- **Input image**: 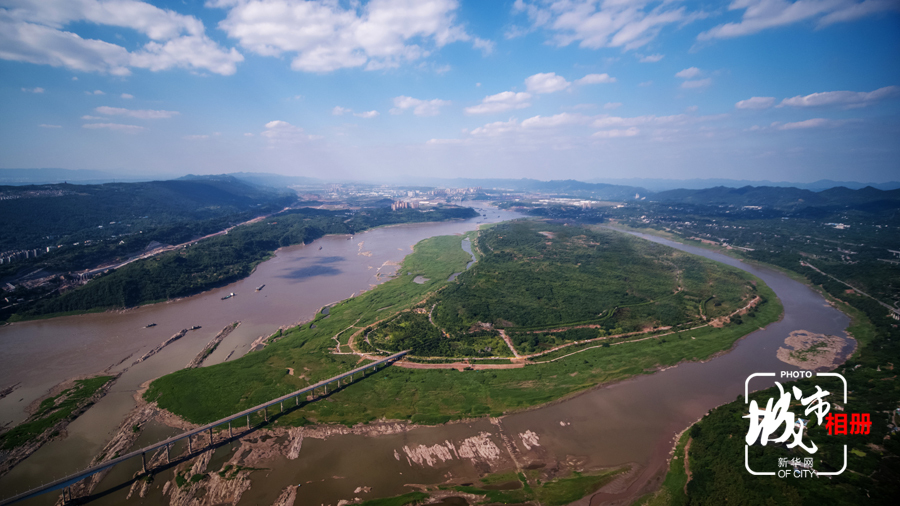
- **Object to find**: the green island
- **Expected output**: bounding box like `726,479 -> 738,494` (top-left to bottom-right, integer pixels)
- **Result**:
145,220 -> 780,429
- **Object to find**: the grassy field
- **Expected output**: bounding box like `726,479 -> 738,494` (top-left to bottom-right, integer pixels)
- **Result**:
145,223 -> 781,429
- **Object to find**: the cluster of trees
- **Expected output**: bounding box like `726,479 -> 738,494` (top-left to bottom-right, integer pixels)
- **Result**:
431,221 -> 753,337
10,206 -> 477,318
368,312 -> 507,357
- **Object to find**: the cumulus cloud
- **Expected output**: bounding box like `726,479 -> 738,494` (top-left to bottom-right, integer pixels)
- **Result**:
260,120 -> 317,142
511,0 -> 701,50
121,93 -> 134,99
675,67 -> 701,79
86,90 -> 105,95
736,96 -> 776,109
95,106 -> 179,119
464,91 -> 532,115
332,106 -> 379,118
469,118 -> 520,137
779,86 -> 900,108
525,72 -> 570,94
22,87 -> 44,93
604,102 -> 622,110
210,0 -> 489,72
575,73 -> 616,85
699,0 -> 900,40
82,122 -> 145,132
0,0 -> 242,75
521,113 -> 589,128
391,96 -> 451,116
681,78 -> 712,89
638,53 -> 664,62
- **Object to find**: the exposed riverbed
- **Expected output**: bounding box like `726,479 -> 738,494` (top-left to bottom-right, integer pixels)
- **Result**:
0,220 -> 854,506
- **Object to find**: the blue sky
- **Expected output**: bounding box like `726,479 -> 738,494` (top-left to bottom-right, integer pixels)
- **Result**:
1,0 -> 898,183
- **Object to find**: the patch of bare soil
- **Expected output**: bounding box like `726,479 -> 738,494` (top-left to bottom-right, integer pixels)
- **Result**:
776,330 -> 847,370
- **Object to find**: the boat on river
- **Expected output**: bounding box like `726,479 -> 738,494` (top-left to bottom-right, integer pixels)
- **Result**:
145,323 -> 156,328
256,285 -> 265,291
221,292 -> 235,300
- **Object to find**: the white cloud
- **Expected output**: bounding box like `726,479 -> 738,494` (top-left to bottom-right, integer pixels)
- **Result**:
685,105 -> 699,113
22,87 -> 44,93
675,67 -> 701,79
638,80 -> 653,87
71,76 -> 78,80
521,113 -> 589,128
681,78 -> 712,89
638,53 -> 664,63
575,73 -> 616,85
465,91 -> 532,115
525,72 -> 570,94
38,123 -> 61,128
592,127 -> 639,138
469,118 -> 520,137
736,96 -> 776,109
86,90 -> 105,95
699,0 -> 900,40
775,118 -> 836,130
779,86 -> 900,108
512,0 -> 701,50
95,106 -> 179,119
211,0 -> 487,73
121,93 -> 134,99
604,102 -> 622,110
82,122 -> 145,132
332,106 -> 351,116
183,134 -> 209,140
0,0 -> 242,75
261,119 -> 317,143
391,96 -> 451,116
244,132 -> 254,136
354,110 -> 379,118
81,115 -> 102,120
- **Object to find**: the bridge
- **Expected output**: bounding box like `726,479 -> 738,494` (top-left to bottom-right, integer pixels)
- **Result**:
0,350 -> 409,506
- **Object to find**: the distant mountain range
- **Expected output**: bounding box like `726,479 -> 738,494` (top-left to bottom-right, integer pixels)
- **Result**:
650,185 -> 900,211
586,177 -> 900,192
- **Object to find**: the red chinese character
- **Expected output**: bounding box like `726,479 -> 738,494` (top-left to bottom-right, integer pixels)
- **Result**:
825,413 -> 848,435
850,413 -> 872,435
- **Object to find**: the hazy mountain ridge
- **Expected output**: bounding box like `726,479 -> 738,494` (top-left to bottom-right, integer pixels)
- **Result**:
650,185 -> 900,210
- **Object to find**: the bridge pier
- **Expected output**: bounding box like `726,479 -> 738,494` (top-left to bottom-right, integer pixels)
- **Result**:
166,443 -> 170,463
247,414 -> 250,428
208,428 -> 212,447
264,407 -> 268,422
188,436 -> 192,454
295,396 -> 299,406
280,401 -> 283,413
229,421 -> 233,439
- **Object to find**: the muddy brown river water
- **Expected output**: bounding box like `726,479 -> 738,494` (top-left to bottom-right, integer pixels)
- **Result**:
0,218 -> 852,506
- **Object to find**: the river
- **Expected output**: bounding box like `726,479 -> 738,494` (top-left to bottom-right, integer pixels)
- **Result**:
0,219 -> 852,506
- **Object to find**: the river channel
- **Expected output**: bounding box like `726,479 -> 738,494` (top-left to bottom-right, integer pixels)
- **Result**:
0,217 -> 852,505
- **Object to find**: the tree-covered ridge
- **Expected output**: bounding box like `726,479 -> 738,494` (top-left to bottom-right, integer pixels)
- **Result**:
0,176 -> 295,252
364,221 -> 758,357
10,206 -> 477,319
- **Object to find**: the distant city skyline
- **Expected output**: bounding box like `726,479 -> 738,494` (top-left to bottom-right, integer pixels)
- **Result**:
1,1 -> 898,182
